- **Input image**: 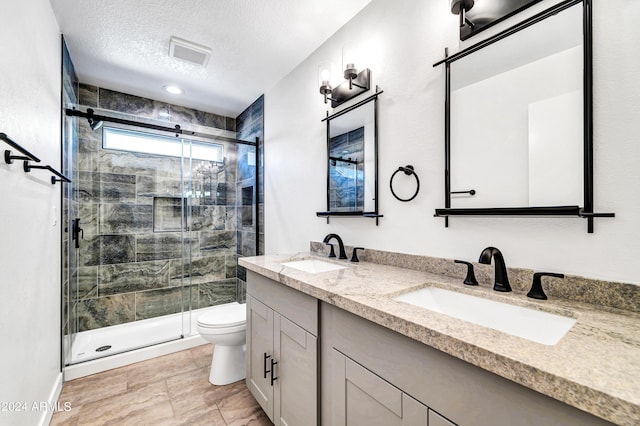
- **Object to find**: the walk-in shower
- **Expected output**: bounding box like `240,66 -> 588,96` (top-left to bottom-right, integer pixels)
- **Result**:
61,39 -> 263,376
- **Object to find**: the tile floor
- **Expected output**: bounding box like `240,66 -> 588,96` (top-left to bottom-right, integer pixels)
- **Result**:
50,344 -> 272,426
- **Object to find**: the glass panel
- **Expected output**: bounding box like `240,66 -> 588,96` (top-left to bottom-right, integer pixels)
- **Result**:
62,102 -> 255,366
61,38 -> 79,369
66,121 -> 188,364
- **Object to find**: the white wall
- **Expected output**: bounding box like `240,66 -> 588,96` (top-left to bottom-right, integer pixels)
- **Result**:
0,1 -> 63,425
264,0 -> 640,285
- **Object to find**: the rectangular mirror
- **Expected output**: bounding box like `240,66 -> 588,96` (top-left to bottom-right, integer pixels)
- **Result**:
450,3 -> 583,209
318,95 -> 381,223
434,0 -> 613,232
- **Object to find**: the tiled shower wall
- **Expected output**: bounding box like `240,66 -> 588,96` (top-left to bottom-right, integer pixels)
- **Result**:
72,85 -> 258,332
235,95 -> 265,302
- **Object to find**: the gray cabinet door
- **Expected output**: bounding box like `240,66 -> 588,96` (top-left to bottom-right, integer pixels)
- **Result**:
274,313 -> 318,426
247,296 -> 275,421
429,409 -> 457,426
331,349 -> 428,426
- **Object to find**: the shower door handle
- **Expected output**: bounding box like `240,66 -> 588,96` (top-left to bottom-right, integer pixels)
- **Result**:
72,218 -> 84,249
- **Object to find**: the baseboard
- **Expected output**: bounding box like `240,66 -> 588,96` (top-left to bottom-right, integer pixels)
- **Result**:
38,372 -> 63,426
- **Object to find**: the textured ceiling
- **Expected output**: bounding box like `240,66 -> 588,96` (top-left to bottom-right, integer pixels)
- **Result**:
50,0 -> 372,117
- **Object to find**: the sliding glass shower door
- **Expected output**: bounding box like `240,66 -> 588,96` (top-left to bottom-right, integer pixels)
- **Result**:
62,121 -> 194,364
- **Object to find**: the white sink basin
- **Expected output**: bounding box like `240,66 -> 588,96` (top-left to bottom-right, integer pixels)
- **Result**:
393,287 -> 576,345
282,259 -> 347,274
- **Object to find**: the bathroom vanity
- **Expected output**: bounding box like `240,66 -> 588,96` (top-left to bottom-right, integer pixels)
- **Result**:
241,252 -> 639,426
246,272 -> 318,426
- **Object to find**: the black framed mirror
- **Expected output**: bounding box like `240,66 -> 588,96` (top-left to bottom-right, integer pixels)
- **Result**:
433,0 -> 613,233
317,92 -> 383,225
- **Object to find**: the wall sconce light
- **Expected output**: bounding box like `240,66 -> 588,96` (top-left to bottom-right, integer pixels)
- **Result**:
342,44 -> 366,91
318,64 -> 334,104
450,0 -> 475,28
318,49 -> 371,108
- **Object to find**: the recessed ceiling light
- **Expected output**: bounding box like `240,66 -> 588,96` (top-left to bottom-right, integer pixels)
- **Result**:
163,85 -> 183,95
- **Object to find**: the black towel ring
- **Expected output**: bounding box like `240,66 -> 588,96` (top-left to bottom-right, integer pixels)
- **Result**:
390,165 -> 420,202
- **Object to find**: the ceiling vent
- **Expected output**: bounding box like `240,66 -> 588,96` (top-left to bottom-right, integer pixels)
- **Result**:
169,36 -> 211,67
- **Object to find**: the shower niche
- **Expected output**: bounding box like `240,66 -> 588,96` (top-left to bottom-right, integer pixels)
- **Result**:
153,197 -> 187,232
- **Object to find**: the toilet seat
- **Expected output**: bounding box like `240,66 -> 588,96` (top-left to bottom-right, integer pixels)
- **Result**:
197,302 -> 246,329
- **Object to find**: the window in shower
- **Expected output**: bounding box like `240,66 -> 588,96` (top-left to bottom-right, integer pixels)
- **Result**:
102,127 -> 223,161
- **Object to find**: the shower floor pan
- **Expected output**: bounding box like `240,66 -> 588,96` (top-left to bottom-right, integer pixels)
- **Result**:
64,304 -> 234,380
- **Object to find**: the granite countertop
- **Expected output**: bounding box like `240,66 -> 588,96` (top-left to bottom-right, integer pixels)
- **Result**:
239,253 -> 640,426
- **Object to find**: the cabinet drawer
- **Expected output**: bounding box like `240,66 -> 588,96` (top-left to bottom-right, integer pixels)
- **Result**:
247,270 -> 318,336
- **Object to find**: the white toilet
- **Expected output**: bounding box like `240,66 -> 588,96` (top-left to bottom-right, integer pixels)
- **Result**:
197,302 -> 247,385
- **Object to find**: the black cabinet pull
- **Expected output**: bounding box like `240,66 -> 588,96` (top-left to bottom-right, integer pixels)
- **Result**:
270,358 -> 278,386
263,353 -> 271,379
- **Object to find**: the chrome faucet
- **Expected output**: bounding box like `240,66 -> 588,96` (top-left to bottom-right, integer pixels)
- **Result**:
478,247 -> 512,292
322,233 -> 348,260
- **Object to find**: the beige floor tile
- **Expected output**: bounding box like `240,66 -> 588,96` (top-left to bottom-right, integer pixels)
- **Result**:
160,405 -> 227,426
50,406 -> 81,426
58,369 -> 127,406
56,346 -> 268,425
126,350 -> 200,391
188,343 -> 215,368
166,366 -> 246,416
244,411 -> 273,426
218,387 -> 268,426
77,381 -> 172,425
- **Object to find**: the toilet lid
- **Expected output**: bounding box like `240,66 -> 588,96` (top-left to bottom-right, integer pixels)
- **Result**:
197,303 -> 246,328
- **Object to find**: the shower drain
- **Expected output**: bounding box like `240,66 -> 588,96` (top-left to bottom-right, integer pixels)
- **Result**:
95,345 -> 112,352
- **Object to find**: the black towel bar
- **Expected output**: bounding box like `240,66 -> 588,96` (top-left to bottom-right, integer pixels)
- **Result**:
23,161 -> 71,185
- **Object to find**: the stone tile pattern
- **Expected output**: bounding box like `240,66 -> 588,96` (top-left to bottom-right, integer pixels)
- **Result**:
235,95 -> 265,303
51,344 -> 272,426
73,85 -> 246,331
310,241 -> 640,312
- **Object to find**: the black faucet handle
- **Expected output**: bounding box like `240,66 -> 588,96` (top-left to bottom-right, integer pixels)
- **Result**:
454,260 -> 479,286
326,243 -> 336,258
351,247 -> 364,262
527,272 -> 565,300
